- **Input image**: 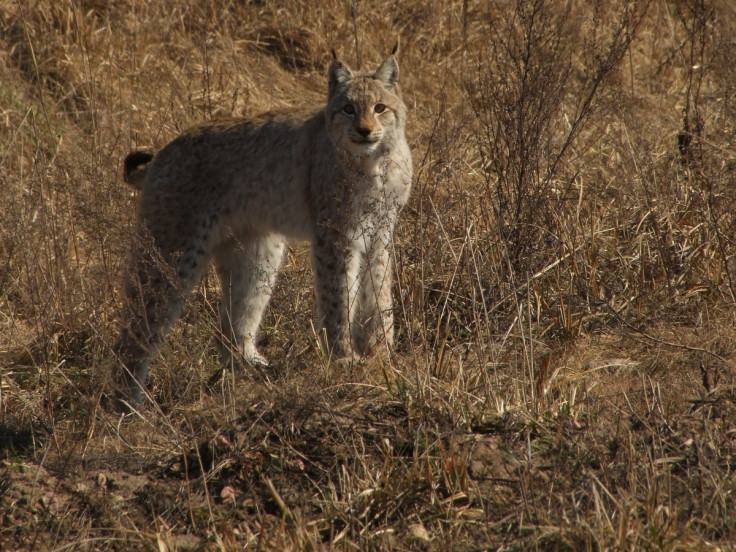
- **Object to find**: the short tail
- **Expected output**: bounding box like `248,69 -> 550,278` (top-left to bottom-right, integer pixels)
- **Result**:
123,151 -> 153,190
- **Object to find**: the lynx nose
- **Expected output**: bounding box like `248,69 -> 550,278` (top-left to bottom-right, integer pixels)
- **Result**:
357,126 -> 372,137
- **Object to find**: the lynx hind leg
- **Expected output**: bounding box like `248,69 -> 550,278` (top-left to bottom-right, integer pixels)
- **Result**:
113,240 -> 207,407
214,234 -> 285,370
113,213 -> 215,408
354,237 -> 394,355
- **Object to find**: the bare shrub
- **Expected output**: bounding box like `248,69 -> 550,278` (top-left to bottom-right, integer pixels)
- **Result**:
466,0 -> 642,274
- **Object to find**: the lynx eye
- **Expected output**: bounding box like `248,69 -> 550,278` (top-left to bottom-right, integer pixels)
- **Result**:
343,104 -> 355,115
374,103 -> 386,114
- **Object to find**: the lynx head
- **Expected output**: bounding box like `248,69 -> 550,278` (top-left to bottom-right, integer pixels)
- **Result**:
326,53 -> 408,156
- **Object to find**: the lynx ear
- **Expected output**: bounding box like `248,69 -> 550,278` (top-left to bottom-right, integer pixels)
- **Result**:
328,59 -> 352,97
373,56 -> 399,89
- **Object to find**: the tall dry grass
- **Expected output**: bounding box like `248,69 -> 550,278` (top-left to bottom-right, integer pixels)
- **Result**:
2,0 -> 736,549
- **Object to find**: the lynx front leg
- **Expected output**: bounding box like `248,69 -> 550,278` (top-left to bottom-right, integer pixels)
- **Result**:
353,228 -> 395,355
214,234 -> 285,369
312,233 -> 362,360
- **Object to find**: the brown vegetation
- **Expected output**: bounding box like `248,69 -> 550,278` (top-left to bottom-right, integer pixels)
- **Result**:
2,0 -> 736,549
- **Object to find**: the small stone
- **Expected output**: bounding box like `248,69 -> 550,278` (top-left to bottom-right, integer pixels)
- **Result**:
409,523 -> 431,542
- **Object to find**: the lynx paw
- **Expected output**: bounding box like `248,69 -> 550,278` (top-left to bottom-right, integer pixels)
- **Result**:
245,349 -> 270,368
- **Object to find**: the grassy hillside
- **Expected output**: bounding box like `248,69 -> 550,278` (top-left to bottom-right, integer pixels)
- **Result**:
2,0 -> 736,549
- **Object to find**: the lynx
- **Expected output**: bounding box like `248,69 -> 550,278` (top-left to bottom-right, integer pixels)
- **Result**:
113,52 -> 413,406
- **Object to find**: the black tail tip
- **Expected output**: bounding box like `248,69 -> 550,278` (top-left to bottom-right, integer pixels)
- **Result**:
124,151 -> 153,178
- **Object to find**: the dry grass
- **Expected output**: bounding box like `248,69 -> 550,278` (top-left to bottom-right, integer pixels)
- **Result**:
2,0 -> 736,550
